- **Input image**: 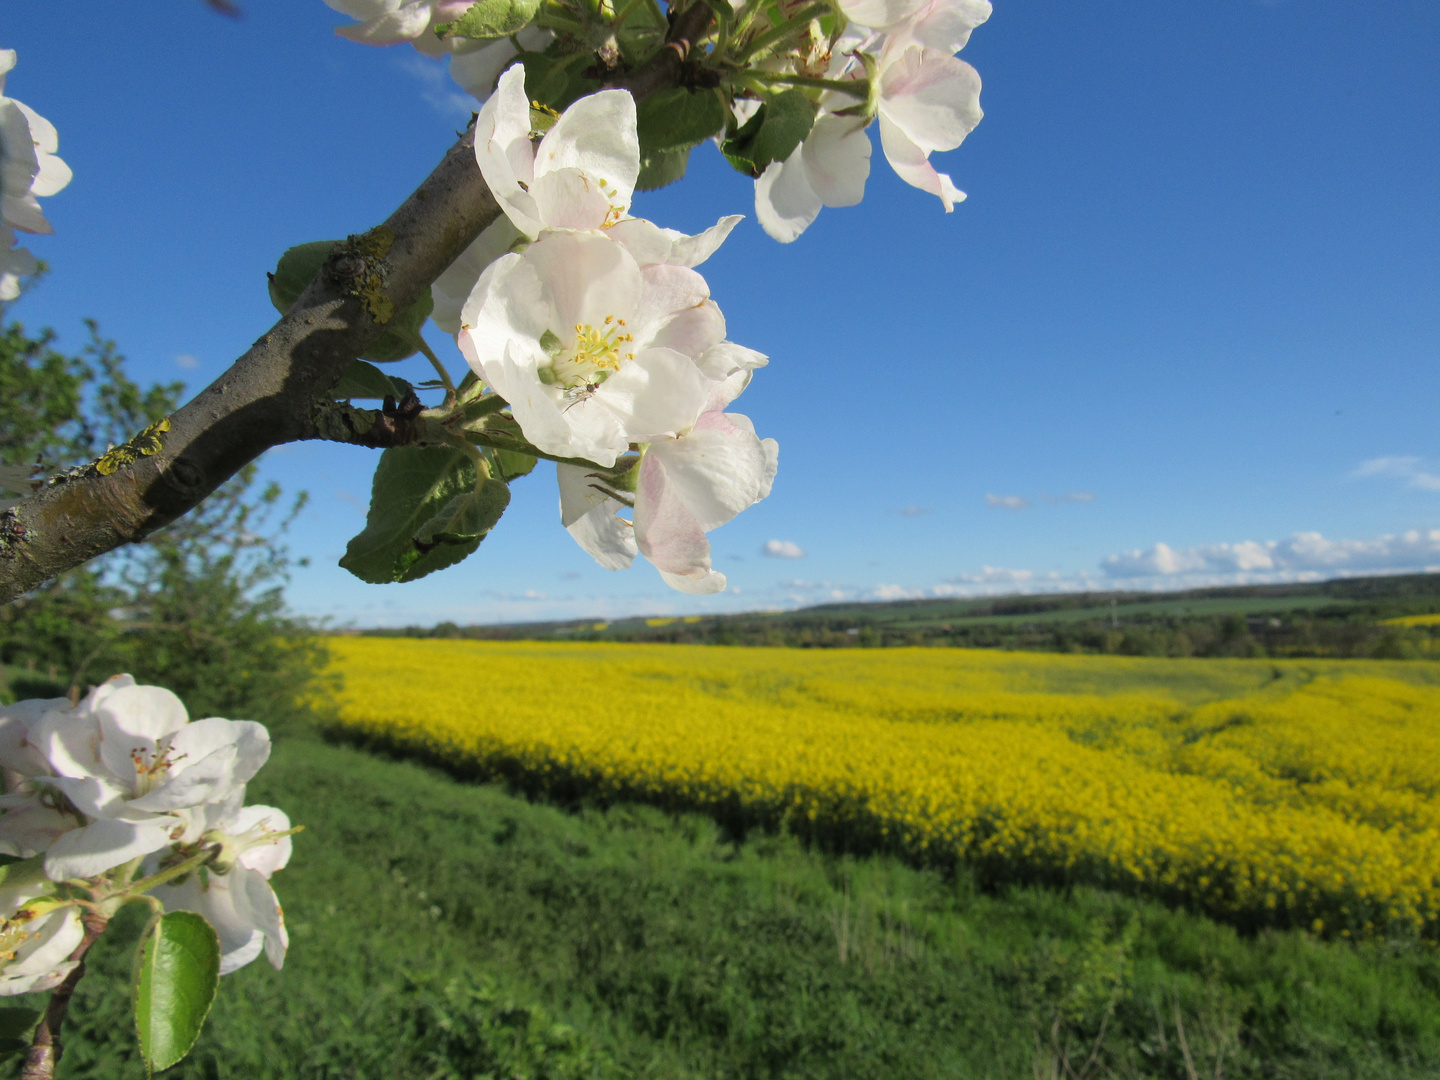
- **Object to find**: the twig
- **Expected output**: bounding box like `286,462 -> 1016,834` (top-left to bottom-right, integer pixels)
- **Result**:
21,911 -> 109,1080
0,5 -> 714,606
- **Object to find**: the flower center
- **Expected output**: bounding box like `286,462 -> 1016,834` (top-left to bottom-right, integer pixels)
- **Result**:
130,744 -> 184,796
542,316 -> 636,402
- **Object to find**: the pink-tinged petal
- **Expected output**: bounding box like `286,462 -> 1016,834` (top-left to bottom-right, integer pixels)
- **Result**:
755,149 -> 822,244
802,114 -> 872,208
536,89 -> 639,213
878,49 -> 982,155
610,215 -> 743,269
334,0 -> 435,44
648,411 -> 774,532
44,815 -> 177,881
324,0 -> 402,19
648,301 -> 726,361
658,567 -> 727,594
632,264 -> 711,345
878,114 -> 966,210
595,347 -> 712,440
634,454 -> 713,583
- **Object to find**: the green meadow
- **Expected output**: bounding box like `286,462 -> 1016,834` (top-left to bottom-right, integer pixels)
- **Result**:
25,729 -> 1440,1080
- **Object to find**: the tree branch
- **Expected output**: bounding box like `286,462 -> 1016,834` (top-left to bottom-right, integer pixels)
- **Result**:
0,5 -> 715,606
21,911 -> 109,1080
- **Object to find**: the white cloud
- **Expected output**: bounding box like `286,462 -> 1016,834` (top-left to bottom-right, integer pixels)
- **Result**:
1350,456 -> 1440,492
986,493 -> 1030,510
396,54 -> 474,119
763,539 -> 806,559
891,505 -> 932,517
175,353 -> 200,370
1102,529 -> 1440,581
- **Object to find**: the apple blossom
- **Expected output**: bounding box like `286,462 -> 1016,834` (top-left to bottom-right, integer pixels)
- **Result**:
0,676 -> 270,881
475,65 -> 640,239
0,876 -> 82,996
1,48 -> 72,299
150,797 -> 293,974
458,230 -> 732,467
323,0 -> 478,56
558,373 -> 778,593
755,112 -> 873,244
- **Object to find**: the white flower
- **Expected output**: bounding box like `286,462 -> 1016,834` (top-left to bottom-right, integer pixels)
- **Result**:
755,112 -> 872,244
324,0 -> 478,56
151,797 -> 292,974
872,44 -> 982,210
0,881 -> 82,996
449,27 -> 552,102
558,371 -> 778,594
0,49 -> 73,237
475,65 -> 639,239
430,215 -> 525,336
0,676 -> 270,881
458,230 -> 725,467
838,0 -> 990,44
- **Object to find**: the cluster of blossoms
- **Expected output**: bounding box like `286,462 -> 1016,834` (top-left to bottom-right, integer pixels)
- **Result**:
752,0 -> 989,241
0,48 -> 71,301
0,676 -> 292,992
441,68 -> 778,594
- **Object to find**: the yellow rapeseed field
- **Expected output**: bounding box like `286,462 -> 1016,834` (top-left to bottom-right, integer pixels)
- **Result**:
327,638 -> 1440,939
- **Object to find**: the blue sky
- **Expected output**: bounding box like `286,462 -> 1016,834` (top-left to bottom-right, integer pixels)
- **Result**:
4,0 -> 1440,625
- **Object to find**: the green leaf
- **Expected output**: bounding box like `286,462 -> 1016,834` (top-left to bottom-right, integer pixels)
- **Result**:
266,241 -> 433,363
720,91 -> 816,177
515,50 -> 600,112
0,1008 -> 39,1042
329,360 -> 413,401
435,0 -> 541,41
0,1036 -> 28,1063
133,912 -> 220,1075
637,147 -> 692,192
341,447 -> 511,584
636,88 -> 728,155
492,448 -> 538,482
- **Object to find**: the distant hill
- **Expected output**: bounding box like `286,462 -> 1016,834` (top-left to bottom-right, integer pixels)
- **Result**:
362,572 -> 1440,660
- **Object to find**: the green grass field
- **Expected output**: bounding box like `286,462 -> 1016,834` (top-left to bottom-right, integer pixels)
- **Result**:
25,731 -> 1440,1080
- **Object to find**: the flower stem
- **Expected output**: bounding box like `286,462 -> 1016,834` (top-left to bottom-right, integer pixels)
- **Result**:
744,69 -> 868,97
121,846 -> 220,898
415,338 -> 457,404
21,911 -> 108,1080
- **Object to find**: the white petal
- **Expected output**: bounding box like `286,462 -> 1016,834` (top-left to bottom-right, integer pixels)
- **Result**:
648,411 -> 774,532
904,0 -> 991,54
694,340 -> 768,383
535,89 -> 639,216
558,465 -> 638,570
34,775 -> 127,819
449,28 -> 551,101
0,697 -> 68,776
755,150 -> 822,244
0,803 -> 75,858
878,49 -> 983,156
6,908 -> 83,980
235,805 -> 293,877
878,114 -> 967,210
531,167 -> 622,231
634,454 -> 719,587
44,815 -> 177,881
475,65 -> 544,237
648,301 -> 727,361
837,0 -> 926,28
431,218 -> 525,335
608,215 -> 743,268
153,873 -> 264,975
802,115 -> 872,208
594,347 -> 712,440
165,718 -> 270,791
241,869 -> 288,969
657,567 -> 727,594
631,264 -> 712,347
334,0 -> 434,44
